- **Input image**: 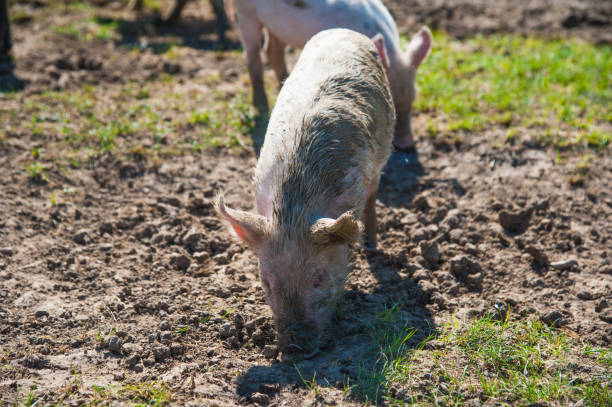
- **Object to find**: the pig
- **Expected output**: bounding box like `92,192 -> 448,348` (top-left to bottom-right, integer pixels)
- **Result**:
227,0 -> 431,150
216,28 -> 395,356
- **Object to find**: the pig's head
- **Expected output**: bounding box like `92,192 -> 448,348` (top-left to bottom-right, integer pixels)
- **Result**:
374,26 -> 432,151
216,196 -> 362,356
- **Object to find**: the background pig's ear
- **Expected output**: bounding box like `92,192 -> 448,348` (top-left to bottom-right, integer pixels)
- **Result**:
310,211 -> 363,245
405,26 -> 432,69
216,195 -> 269,247
371,33 -> 389,71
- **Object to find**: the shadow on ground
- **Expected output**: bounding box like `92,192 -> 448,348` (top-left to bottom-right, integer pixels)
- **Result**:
97,13 -> 241,52
0,55 -> 26,92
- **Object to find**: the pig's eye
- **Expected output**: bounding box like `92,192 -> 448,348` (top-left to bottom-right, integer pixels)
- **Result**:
313,273 -> 328,289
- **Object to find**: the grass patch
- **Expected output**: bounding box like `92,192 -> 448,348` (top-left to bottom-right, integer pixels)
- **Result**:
54,16 -> 119,42
414,33 -> 612,150
344,305 -> 611,406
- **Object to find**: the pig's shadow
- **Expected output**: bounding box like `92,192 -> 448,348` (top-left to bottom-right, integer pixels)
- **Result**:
378,149 -> 466,208
377,149 -> 424,208
235,261 -> 435,403
98,14 -> 241,52
0,56 -> 27,92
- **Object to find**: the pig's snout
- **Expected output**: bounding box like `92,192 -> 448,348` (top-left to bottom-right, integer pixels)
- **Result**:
277,322 -> 322,358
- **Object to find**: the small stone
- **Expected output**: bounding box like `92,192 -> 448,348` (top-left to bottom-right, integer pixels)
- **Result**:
595,299 -> 609,313
262,344 -> 279,360
152,344 -> 171,362
541,310 -> 565,327
576,291 -> 592,300
550,259 -> 578,270
449,229 -> 463,243
19,354 -> 48,369
419,240 -> 440,265
125,354 -> 140,366
411,228 -> 428,244
108,336 -> 122,353
73,229 -> 89,245
114,372 -> 125,381
34,310 -> 49,318
159,320 -> 171,331
135,224 -> 157,240
219,323 -> 235,339
210,286 -> 231,298
449,255 -> 483,291
170,254 -> 190,271
252,328 -> 268,346
213,253 -> 229,265
413,195 -> 430,211
100,222 -> 114,234
234,314 -> 245,330
411,269 -> 431,282
599,309 -> 612,324
170,343 -> 184,357
193,251 -> 210,263
251,393 -> 270,405
0,247 -> 13,256
498,207 -> 533,232
121,343 -> 140,356
525,245 -> 549,267
183,229 -> 204,248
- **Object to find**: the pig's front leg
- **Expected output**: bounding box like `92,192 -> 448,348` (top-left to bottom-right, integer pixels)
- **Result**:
265,30 -> 288,86
363,181 -> 379,249
234,2 -> 268,112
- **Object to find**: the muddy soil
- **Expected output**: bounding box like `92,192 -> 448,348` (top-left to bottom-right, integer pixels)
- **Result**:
1,1 -> 611,405
388,0 -> 612,44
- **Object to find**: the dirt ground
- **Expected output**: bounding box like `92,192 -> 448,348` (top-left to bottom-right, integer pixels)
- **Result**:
0,1 -> 611,406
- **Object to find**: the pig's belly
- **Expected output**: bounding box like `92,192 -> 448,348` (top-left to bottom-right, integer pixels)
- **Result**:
255,0 -> 384,48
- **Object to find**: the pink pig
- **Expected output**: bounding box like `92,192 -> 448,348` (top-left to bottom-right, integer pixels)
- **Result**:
226,0 -> 431,150
217,29 -> 395,356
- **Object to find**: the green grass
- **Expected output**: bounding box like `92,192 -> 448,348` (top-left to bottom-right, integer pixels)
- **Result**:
340,304 -> 611,406
54,16 -> 119,42
414,33 -> 612,150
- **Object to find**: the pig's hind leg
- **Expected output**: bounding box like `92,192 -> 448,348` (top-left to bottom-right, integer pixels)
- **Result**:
265,30 -> 288,86
234,2 -> 268,112
363,181 -> 379,249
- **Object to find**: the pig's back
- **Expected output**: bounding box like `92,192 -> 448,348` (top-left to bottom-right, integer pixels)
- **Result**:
254,29 -> 395,228
255,0 -> 399,59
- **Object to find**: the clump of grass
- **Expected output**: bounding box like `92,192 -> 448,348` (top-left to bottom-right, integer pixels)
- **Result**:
54,17 -> 119,42
117,382 -> 170,406
26,162 -> 49,183
414,33 -> 612,150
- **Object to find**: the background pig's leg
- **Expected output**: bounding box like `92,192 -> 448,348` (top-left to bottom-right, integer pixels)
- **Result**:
166,0 -> 189,24
210,0 -> 229,43
234,7 -> 267,112
265,31 -> 288,86
0,0 -> 11,58
363,181 -> 380,248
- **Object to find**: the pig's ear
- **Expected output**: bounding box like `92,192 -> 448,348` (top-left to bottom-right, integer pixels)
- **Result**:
310,211 -> 363,245
216,195 -> 269,247
371,33 -> 389,71
405,26 -> 432,69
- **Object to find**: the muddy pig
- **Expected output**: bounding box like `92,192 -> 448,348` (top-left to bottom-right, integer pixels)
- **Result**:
228,0 -> 431,150
216,28 -> 395,356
